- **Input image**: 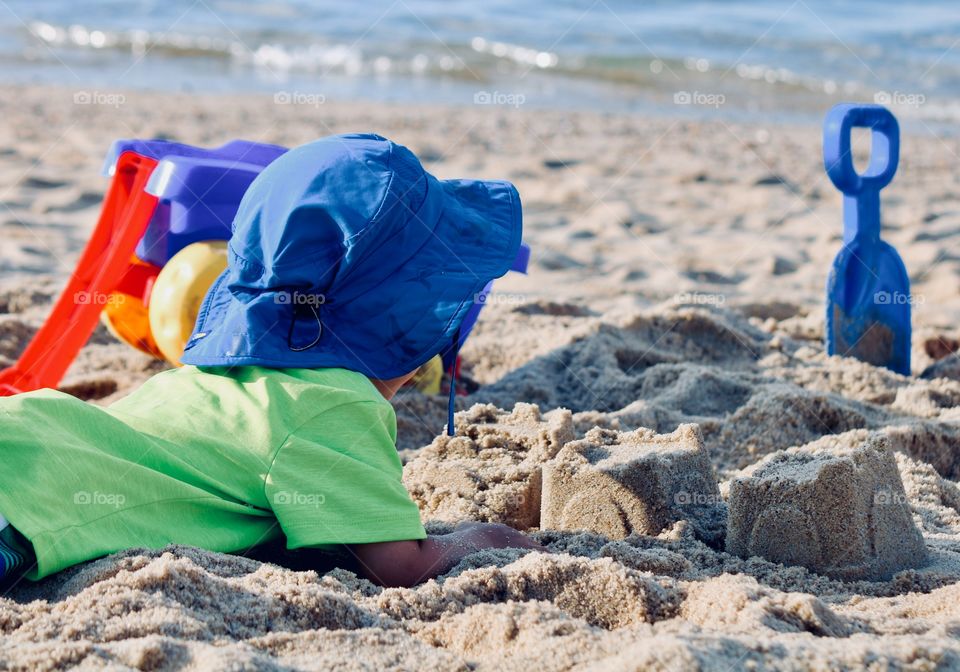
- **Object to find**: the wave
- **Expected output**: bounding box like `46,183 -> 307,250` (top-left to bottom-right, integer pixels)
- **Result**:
19,19 -> 960,126
23,20 -> 849,90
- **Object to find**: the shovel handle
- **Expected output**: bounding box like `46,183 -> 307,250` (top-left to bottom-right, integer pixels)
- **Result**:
823,103 -> 899,196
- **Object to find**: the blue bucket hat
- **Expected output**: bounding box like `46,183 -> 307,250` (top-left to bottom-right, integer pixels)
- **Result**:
180,133 -> 522,402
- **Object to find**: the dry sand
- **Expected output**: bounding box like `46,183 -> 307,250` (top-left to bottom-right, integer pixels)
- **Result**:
1,84 -> 960,669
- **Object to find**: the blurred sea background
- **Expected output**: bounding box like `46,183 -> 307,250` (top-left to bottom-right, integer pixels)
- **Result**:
0,0 -> 958,129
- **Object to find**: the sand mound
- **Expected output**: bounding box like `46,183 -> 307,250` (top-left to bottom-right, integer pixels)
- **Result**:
680,573 -> 854,637
475,308 -> 765,415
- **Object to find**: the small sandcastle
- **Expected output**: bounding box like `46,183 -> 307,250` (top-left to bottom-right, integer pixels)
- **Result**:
402,403 -> 575,529
726,435 -> 927,581
541,424 -> 725,546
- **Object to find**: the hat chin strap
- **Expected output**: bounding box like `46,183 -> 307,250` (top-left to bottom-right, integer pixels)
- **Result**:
446,328 -> 461,437
287,302 -> 324,352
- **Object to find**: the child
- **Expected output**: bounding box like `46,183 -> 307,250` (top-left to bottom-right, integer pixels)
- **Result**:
0,133 -> 539,588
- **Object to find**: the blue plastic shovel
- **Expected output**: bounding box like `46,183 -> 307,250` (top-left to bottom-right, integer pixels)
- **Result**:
823,103 -> 910,375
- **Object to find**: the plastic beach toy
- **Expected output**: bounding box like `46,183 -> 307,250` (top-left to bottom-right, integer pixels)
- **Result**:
0,140 -> 286,395
0,150 -> 160,396
823,103 -> 910,375
0,138 -> 530,395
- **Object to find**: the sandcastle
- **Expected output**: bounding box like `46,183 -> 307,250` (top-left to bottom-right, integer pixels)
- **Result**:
540,423 -> 725,545
403,403 -> 575,528
726,435 -> 928,581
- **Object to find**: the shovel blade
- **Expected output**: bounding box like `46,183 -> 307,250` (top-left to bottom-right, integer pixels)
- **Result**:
826,239 -> 911,374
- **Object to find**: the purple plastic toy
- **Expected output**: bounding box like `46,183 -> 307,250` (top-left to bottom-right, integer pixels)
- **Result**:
103,139 -> 288,266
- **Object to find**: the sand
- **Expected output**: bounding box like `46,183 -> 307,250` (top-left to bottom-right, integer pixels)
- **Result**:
2,84 -> 960,669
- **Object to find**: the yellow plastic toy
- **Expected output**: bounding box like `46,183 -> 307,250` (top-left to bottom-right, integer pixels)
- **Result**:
408,354 -> 443,395
148,240 -> 229,366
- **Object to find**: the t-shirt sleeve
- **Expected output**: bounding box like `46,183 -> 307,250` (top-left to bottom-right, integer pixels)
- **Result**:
265,399 -> 426,548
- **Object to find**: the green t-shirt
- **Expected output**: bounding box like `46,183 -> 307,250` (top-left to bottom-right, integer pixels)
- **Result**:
0,366 -> 426,579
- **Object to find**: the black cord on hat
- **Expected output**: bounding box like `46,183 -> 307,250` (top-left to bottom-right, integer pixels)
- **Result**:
287,295 -> 325,352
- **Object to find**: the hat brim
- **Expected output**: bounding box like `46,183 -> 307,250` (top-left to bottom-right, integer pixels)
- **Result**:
180,175 -> 522,379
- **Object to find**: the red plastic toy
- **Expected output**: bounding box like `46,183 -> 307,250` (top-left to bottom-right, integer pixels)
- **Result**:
0,152 -> 160,396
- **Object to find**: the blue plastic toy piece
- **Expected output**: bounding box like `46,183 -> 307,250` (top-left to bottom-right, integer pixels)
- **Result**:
102,139 -> 288,266
823,103 -> 910,375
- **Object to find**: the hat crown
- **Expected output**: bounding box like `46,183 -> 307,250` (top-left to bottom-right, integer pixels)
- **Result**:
227,133 -> 428,296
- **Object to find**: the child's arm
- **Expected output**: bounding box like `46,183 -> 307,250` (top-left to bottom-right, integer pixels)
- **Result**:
349,522 -> 543,588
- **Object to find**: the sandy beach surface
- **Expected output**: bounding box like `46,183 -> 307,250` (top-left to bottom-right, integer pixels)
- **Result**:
2,84 -> 960,670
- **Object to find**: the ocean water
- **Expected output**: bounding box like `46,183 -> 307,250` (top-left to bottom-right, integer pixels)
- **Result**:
0,0 -> 958,126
